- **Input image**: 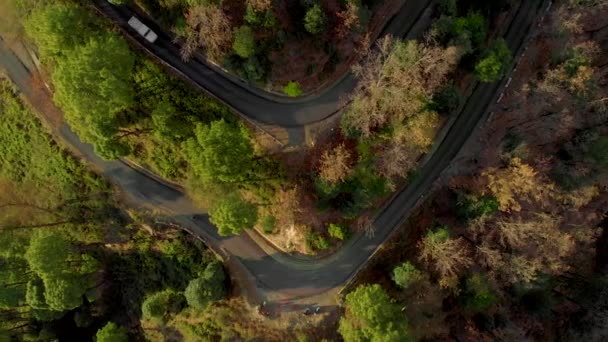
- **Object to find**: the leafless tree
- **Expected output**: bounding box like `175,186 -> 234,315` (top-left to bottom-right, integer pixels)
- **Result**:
342,36 -> 462,137
318,143 -> 353,184
181,4 -> 232,62
477,213 -> 600,284
418,232 -> 472,288
335,2 -> 361,39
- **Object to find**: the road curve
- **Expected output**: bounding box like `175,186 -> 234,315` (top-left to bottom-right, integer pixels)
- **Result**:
91,0 -> 433,127
0,0 -> 545,305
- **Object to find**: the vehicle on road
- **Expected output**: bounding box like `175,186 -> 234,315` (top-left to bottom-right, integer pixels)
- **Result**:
258,301 -> 270,317
127,16 -> 158,43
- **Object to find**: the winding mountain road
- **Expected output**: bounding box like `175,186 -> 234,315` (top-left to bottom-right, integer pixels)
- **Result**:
0,0 -> 547,308
91,0 -> 433,128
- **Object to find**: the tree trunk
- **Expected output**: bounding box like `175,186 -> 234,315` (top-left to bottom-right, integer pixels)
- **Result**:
117,128 -> 152,138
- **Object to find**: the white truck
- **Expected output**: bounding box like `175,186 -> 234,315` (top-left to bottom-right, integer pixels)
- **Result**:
127,16 -> 158,43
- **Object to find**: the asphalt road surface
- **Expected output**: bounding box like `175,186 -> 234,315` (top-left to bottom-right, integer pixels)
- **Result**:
91,0 -> 433,127
0,0 -> 545,306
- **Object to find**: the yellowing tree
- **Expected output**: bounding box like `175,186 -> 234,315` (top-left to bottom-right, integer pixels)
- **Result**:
246,0 -> 272,12
318,144 -> 353,184
342,37 -> 461,137
377,112 -> 439,182
483,158 -> 554,212
495,213 -> 598,283
418,227 -> 472,289
182,4 -> 232,61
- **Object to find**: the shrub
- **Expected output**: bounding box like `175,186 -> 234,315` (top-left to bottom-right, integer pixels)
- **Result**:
208,192 -> 258,236
283,81 -> 303,97
328,223 -> 348,240
392,262 -> 423,289
141,290 -> 184,321
232,26 -> 255,58
243,56 -> 265,82
184,262 -> 226,309
461,274 -> 497,312
304,4 -> 327,34
430,83 -> 462,114
339,284 -> 410,341
454,12 -> 486,49
96,322 -> 128,342
475,39 -> 511,82
315,235 -> 330,250
475,55 -> 503,82
261,215 -> 277,234
436,12 -> 486,53
306,232 -> 330,251
244,5 -> 277,29
456,194 -> 499,220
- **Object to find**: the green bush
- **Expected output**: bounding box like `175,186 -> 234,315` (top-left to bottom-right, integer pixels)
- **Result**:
96,322 -> 128,342
141,289 -> 185,321
392,262 -> 423,289
315,235 -> 330,250
461,274 -> 497,312
283,81 -> 303,97
306,232 -> 330,251
456,194 -> 499,220
327,223 -> 348,240
454,12 -> 486,49
184,262 -> 226,309
232,26 -> 256,58
436,12 -> 486,53
339,284 -> 410,341
430,83 -> 462,114
244,5 -> 277,29
243,56 -> 265,82
475,39 -> 511,82
313,153 -> 390,218
209,192 -> 258,236
261,215 -> 277,234
304,4 -> 327,34
475,55 -> 503,82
